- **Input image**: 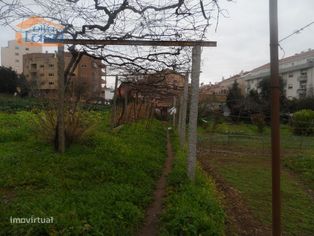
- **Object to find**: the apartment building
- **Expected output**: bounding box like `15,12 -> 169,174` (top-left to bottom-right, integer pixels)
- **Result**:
243,49 -> 314,99
23,52 -> 104,98
1,40 -> 42,74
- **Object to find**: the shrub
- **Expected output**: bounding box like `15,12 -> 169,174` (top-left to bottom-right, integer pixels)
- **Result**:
291,109 -> 314,135
35,108 -> 99,148
251,113 -> 266,134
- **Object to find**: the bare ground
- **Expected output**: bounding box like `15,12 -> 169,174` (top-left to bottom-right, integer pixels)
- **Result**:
137,130 -> 174,236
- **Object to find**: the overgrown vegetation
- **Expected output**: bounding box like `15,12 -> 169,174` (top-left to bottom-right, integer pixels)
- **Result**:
159,132 -> 225,235
0,112 -> 166,235
291,109 -> 314,135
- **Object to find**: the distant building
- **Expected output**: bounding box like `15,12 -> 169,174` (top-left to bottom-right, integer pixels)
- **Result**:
243,49 -> 314,99
1,40 -> 42,73
23,52 -> 105,98
200,71 -> 247,103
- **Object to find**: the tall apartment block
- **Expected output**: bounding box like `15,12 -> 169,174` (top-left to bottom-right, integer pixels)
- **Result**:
23,52 -> 105,98
1,40 -> 42,73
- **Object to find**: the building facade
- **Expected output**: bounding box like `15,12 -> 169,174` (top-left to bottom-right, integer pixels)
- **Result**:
1,40 -> 42,74
243,49 -> 314,99
23,52 -> 104,98
200,71 -> 247,103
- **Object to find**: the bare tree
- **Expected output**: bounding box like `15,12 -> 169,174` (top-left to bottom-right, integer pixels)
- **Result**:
0,0 -> 225,73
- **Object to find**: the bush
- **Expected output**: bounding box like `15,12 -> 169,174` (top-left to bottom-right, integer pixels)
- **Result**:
35,108 -> 100,148
250,113 -> 266,134
286,97 -> 314,112
291,109 -> 314,135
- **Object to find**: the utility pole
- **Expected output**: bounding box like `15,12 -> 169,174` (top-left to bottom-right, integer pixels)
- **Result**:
57,44 -> 65,153
269,0 -> 281,235
188,46 -> 201,181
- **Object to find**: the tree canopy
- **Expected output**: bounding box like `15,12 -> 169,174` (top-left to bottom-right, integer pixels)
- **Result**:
0,66 -> 28,95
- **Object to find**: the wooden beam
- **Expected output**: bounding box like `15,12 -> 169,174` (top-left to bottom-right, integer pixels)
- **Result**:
46,39 -> 217,47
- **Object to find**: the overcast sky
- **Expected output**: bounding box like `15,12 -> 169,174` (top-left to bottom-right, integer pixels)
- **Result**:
202,0 -> 314,84
0,0 -> 313,87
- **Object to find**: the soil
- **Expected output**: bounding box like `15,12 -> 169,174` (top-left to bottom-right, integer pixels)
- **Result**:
137,130 -> 174,236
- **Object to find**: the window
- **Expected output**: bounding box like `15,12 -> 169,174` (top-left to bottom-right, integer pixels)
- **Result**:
288,84 -> 293,89
48,73 -> 54,76
81,64 -> 87,68
40,65 -> 44,68
49,64 -> 54,68
15,59 -> 19,63
15,52 -> 19,56
25,48 -> 29,51
31,63 -> 37,69
301,70 -> 307,76
288,73 -> 293,78
49,82 -> 54,85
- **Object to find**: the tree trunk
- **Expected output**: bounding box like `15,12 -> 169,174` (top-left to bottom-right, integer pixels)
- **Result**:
172,96 -> 176,127
111,76 -> 118,128
180,72 -> 189,146
56,44 -> 65,153
124,92 -> 128,122
178,94 -> 183,134
187,46 -> 201,181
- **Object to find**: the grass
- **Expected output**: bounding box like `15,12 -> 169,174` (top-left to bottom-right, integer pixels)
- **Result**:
159,132 -> 225,236
284,153 -> 314,189
199,121 -> 314,235
0,111 -> 167,235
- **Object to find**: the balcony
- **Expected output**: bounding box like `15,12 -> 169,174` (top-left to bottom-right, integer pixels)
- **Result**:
29,67 -> 38,73
298,75 -> 308,82
297,88 -> 306,96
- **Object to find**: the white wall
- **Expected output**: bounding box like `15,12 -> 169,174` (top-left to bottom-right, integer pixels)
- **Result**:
1,40 -> 42,74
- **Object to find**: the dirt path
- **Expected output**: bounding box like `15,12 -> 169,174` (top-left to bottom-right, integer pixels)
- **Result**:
198,149 -> 271,236
137,130 -> 174,236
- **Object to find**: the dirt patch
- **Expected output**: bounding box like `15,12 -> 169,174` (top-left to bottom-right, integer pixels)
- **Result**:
0,187 -> 16,204
137,130 -> 174,236
198,149 -> 271,236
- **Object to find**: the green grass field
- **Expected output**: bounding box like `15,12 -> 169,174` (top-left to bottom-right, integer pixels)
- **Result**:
0,111 -> 167,235
199,121 -> 314,235
0,110 -> 226,235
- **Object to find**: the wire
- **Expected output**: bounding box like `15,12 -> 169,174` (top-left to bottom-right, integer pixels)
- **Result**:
279,21 -> 314,43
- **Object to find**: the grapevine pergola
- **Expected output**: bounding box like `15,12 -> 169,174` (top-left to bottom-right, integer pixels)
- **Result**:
53,38 -> 216,181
